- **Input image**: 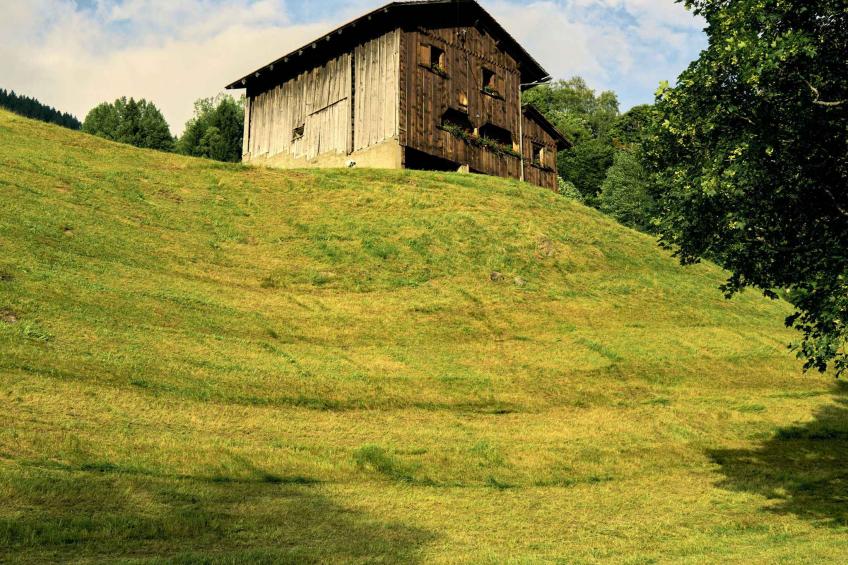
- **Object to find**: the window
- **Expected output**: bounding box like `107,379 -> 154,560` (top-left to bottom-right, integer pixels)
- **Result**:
532,142 -> 545,166
441,109 -> 473,134
479,123 -> 513,146
482,68 -> 500,97
430,45 -> 445,69
419,43 -> 447,76
292,124 -> 304,142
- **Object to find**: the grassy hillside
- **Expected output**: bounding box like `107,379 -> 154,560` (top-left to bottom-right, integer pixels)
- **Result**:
1,108 -> 846,563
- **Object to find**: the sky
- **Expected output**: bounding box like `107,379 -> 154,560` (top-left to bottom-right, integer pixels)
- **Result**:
0,0 -> 707,135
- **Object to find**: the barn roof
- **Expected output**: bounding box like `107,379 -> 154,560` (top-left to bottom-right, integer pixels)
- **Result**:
225,0 -> 550,91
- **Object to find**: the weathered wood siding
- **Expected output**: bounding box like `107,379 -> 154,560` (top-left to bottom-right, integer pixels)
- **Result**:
398,25 -> 523,181
244,31 -> 400,164
521,114 -> 560,191
240,18 -> 557,189
354,29 -> 400,151
246,53 -> 352,161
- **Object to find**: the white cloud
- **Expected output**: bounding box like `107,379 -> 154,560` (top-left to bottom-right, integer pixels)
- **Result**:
483,0 -> 705,107
0,0 -> 706,135
0,0 -> 352,134
482,1 -> 605,78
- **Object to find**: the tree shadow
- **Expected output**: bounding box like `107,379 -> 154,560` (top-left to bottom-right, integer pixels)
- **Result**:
708,382 -> 848,527
1,455 -> 435,563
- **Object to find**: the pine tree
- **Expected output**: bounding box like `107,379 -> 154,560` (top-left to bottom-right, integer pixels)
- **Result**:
0,87 -> 81,129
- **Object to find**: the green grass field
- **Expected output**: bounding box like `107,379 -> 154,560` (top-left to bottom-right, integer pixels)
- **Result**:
1,108 -> 847,563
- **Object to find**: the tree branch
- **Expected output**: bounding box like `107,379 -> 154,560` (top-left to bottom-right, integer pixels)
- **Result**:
822,186 -> 848,219
806,80 -> 845,107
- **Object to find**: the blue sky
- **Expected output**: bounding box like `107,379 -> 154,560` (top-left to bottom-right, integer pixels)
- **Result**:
0,0 -> 706,134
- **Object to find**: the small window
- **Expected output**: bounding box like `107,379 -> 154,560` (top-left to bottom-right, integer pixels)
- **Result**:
482,68 -> 500,97
419,43 -> 446,75
292,124 -> 304,142
532,142 -> 545,166
430,45 -> 445,69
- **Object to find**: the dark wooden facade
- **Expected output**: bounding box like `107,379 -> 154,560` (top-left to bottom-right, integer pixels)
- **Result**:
227,0 -> 569,190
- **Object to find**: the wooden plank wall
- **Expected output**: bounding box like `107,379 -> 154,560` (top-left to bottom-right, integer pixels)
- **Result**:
354,29 -> 400,151
244,30 -> 400,163
521,114 -> 560,191
399,25 -> 523,181
246,53 -> 352,161
242,97 -> 251,157
241,19 -> 557,190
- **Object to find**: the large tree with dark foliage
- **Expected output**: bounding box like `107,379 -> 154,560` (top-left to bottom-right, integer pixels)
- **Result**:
0,89 -> 81,130
177,95 -> 244,162
82,97 -> 174,151
646,0 -> 848,375
524,77 -> 619,202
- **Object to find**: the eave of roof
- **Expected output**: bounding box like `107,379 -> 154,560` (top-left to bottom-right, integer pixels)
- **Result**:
225,0 -> 549,91
523,104 -> 571,150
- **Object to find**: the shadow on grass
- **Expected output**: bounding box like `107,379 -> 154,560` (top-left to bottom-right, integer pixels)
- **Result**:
708,382 -> 848,527
0,457 -> 435,563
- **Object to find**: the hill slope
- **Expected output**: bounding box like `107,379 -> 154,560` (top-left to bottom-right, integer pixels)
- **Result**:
1,109 -> 846,563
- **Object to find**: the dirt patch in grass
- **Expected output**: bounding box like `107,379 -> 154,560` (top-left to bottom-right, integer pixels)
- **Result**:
1,307 -> 19,324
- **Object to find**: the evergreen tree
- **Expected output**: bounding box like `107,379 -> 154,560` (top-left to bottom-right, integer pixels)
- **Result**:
0,88 -> 81,129
116,98 -> 142,147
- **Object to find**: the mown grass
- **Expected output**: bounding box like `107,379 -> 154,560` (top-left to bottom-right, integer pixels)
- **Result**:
1,108 -> 847,562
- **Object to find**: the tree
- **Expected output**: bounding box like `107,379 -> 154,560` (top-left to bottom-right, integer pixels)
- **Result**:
557,138 -> 615,202
598,104 -> 656,232
116,98 -> 142,147
524,77 -> 620,201
82,97 -> 174,151
82,100 -> 122,141
609,104 -> 654,150
0,88 -> 81,129
645,0 -> 848,375
523,77 -> 619,142
137,100 -> 174,151
599,150 -> 654,232
177,95 -> 244,162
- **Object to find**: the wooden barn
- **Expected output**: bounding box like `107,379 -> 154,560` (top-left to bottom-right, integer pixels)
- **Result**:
225,0 -> 570,190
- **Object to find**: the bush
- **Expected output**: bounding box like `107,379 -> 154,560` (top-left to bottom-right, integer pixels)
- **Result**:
557,177 -> 583,201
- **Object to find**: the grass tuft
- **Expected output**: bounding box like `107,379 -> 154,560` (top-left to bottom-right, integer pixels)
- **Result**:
354,445 -> 417,483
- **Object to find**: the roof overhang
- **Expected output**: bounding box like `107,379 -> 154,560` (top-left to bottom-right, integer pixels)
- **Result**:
523,104 -> 571,150
225,0 -> 550,92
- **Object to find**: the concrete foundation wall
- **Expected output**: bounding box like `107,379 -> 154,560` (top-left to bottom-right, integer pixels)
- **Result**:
246,138 -> 403,170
